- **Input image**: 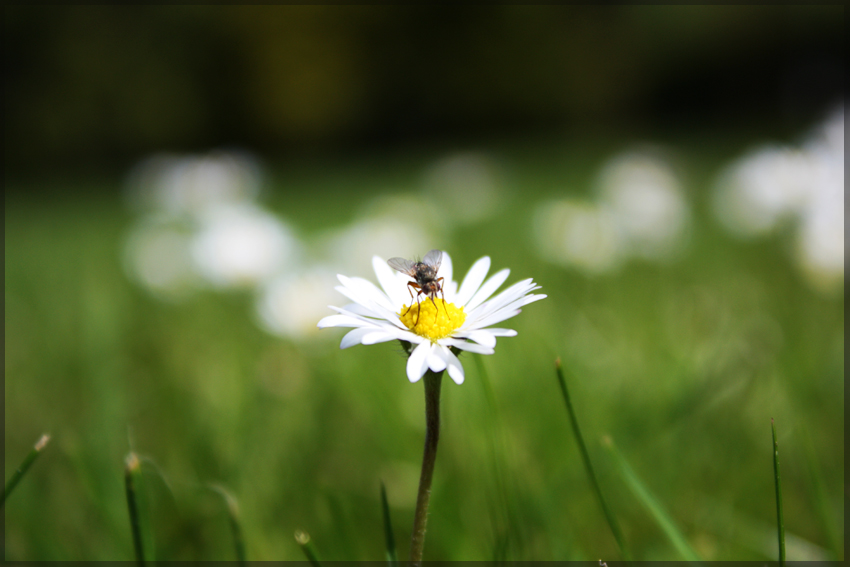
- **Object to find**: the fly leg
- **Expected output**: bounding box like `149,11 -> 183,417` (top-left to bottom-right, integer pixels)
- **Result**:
407,282 -> 423,326
437,277 -> 449,320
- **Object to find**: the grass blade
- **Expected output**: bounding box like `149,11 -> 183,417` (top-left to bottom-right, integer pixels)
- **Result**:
772,418 -> 785,566
801,429 -> 841,559
475,353 -> 525,560
125,452 -> 155,564
2,433 -> 50,508
602,435 -> 701,561
209,484 -> 247,566
554,359 -> 631,560
295,529 -> 322,566
380,481 -> 398,566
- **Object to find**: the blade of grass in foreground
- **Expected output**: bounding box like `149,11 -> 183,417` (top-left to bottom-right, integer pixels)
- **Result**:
554,359 -> 632,561
380,481 -> 398,567
125,452 -> 155,564
602,436 -> 701,562
801,428 -> 841,559
295,529 -> 322,567
772,418 -> 785,567
2,433 -> 50,508
475,354 -> 525,560
209,484 -> 247,566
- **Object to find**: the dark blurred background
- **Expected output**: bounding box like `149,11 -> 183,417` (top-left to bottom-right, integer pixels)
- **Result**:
4,5 -> 844,183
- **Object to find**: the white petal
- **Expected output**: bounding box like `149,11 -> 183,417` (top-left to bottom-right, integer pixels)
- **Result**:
372,256 -> 409,308
455,256 -> 490,307
439,252 -> 454,293
340,302 -> 376,317
443,278 -> 459,302
465,279 -> 538,323
318,313 -> 369,329
467,308 -> 524,330
427,348 -> 447,372
465,268 -> 510,311
443,347 -> 465,384
462,330 -> 498,348
361,331 -> 399,345
340,327 -> 373,348
340,275 -> 397,312
406,341 -> 432,383
327,305 -> 398,330
330,306 -> 426,344
480,328 -> 518,337
441,338 -> 495,355
334,285 -> 407,330
473,293 -> 545,326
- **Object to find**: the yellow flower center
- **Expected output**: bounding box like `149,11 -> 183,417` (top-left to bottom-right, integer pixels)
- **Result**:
399,298 -> 465,341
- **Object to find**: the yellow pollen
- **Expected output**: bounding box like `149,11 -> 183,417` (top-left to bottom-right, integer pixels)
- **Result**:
399,298 -> 465,340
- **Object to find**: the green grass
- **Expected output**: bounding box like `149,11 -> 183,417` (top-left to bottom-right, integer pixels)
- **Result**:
3,132 -> 844,561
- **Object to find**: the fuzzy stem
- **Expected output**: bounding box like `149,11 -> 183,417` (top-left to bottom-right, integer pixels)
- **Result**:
408,369 -> 443,566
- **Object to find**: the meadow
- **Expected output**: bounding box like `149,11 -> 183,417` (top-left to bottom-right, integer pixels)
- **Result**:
4,128 -> 844,561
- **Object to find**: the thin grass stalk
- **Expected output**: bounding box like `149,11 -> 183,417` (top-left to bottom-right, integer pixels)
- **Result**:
295,529 -> 321,567
554,359 -> 631,561
125,452 -> 149,565
603,436 -> 701,561
408,369 -> 443,566
801,429 -> 841,559
209,484 -> 247,566
380,481 -> 398,567
2,433 -> 50,508
475,354 -> 524,560
772,418 -> 785,567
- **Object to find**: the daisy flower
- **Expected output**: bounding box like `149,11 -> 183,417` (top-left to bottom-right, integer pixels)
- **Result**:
317,250 -> 546,384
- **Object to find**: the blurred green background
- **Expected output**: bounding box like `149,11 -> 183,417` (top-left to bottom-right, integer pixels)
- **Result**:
4,4 -> 844,562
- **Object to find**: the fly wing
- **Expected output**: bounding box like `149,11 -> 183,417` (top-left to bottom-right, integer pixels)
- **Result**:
423,249 -> 443,271
387,257 -> 418,276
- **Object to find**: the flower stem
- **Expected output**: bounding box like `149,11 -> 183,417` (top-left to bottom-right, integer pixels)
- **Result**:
409,369 -> 443,566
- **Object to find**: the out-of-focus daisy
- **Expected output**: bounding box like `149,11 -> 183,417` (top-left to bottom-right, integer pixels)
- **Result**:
318,199 -> 439,276
125,151 -> 262,216
713,146 -> 814,236
123,216 -> 201,300
420,152 -> 504,225
597,151 -> 690,260
533,200 -> 622,273
712,104 -> 844,293
257,266 -> 340,340
318,251 -> 545,384
191,204 -> 300,289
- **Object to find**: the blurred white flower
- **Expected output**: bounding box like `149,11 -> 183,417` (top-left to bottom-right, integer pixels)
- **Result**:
533,149 -> 690,274
420,152 -> 504,225
125,151 -> 262,216
191,204 -> 300,289
597,151 -> 690,260
319,196 -> 439,277
123,217 -> 201,300
533,200 -> 622,273
256,266 -> 340,339
795,196 -> 844,293
713,146 -> 815,236
804,103 -> 844,159
713,105 -> 844,293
